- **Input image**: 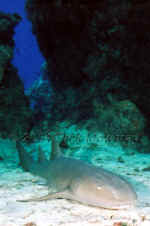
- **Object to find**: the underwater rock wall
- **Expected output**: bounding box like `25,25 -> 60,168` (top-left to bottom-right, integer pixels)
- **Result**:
25,0 -> 129,119
0,12 -> 32,140
25,0 -> 150,150
25,1 -> 150,117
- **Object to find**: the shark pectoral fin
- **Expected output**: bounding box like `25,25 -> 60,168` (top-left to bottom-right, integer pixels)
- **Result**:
16,190 -> 73,202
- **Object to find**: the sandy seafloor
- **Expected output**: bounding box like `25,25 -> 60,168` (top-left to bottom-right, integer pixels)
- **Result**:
0,137 -> 150,226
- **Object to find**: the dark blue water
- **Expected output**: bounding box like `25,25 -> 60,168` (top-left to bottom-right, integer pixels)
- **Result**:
0,0 -> 44,89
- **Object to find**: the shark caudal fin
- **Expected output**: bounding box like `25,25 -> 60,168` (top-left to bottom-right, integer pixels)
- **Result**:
16,141 -> 48,178
16,135 -> 62,177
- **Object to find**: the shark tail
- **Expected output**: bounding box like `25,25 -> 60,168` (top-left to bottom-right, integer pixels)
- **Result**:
16,141 -> 48,178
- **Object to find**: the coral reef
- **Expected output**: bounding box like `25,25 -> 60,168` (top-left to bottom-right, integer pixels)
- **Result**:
25,1 -> 150,150
25,0 -> 129,101
93,99 -> 146,148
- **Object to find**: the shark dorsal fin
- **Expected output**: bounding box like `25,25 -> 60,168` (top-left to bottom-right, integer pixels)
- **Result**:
38,146 -> 47,163
50,136 -> 62,160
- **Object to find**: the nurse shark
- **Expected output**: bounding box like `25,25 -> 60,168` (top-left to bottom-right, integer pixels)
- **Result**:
16,136 -> 137,209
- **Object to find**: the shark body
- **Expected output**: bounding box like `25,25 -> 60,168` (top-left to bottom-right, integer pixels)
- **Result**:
16,137 -> 137,209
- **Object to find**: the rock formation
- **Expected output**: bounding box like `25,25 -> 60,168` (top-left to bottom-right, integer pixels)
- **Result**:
0,12 -> 32,140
